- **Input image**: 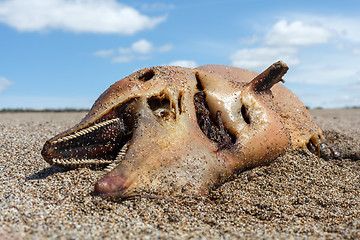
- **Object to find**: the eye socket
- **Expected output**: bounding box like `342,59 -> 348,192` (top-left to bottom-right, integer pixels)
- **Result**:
241,105 -> 251,124
147,94 -> 176,120
195,72 -> 204,91
139,70 -> 155,82
178,92 -> 183,114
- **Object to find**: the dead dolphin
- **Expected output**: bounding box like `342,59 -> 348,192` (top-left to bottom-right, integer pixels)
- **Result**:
42,61 -> 327,198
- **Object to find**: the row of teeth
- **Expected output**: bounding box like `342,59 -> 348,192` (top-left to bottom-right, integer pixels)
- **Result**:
52,118 -> 121,144
52,158 -> 114,165
104,142 -> 129,172
51,142 -> 130,167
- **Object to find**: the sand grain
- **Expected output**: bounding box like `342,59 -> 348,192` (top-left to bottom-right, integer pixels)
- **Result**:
1,110 -> 359,239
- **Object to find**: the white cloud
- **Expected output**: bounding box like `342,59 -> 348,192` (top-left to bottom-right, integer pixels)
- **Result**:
230,16 -> 360,73
228,15 -> 360,108
0,77 -> 13,92
345,79 -> 360,92
352,48 -> 360,55
140,3 -> 175,12
94,39 -> 173,63
111,56 -> 134,63
118,47 -> 132,55
131,39 -> 153,54
288,15 -> 360,43
238,35 -> 260,45
0,0 -> 165,35
168,60 -> 198,68
158,44 -> 173,52
230,19 -> 335,72
230,47 -> 299,72
265,20 -> 333,46
290,65 -> 358,85
93,49 -> 114,57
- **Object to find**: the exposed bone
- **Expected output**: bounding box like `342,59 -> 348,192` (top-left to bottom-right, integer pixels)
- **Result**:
248,61 -> 288,92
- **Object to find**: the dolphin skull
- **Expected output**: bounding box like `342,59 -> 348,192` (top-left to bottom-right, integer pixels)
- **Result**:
42,61 -> 326,198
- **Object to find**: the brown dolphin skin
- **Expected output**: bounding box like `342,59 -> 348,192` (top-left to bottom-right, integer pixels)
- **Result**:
42,61 -> 325,198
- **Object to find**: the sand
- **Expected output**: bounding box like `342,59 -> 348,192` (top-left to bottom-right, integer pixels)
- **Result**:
0,109 -> 359,239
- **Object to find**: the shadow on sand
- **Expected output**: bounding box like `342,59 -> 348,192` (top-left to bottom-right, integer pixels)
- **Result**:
26,165 -> 71,180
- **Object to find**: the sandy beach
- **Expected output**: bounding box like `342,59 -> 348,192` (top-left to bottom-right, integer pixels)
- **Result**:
1,109 -> 359,239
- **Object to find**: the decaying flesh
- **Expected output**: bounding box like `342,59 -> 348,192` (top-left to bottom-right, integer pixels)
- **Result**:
42,61 -> 327,198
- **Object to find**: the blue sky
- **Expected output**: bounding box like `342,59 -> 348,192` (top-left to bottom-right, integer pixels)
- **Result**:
0,0 -> 359,109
